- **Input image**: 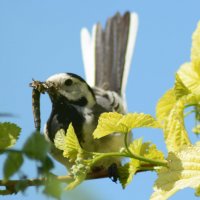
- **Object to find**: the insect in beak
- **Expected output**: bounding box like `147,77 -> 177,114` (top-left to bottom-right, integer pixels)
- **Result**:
29,79 -> 57,132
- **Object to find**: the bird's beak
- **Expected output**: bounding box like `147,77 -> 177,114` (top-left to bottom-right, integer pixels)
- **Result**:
30,79 -> 61,104
30,80 -> 48,93
30,79 -> 57,95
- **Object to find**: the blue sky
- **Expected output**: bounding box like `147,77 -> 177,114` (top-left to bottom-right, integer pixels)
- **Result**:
0,1 -> 200,200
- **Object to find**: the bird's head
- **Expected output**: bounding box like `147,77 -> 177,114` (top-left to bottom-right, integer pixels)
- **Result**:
45,73 -> 96,108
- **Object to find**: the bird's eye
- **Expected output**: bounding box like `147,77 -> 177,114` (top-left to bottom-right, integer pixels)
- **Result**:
65,79 -> 73,86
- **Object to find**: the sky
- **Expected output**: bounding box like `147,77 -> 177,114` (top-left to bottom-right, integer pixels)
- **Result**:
0,0 -> 200,200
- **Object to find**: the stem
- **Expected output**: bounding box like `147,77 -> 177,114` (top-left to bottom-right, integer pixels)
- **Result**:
0,149 -> 22,154
92,151 -> 167,167
124,132 -> 133,155
124,133 -> 167,167
137,166 -> 156,172
128,150 -> 167,167
185,104 -> 199,108
92,152 -> 127,165
0,175 -> 73,187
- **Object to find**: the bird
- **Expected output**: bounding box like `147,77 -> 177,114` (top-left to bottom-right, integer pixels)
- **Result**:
43,11 -> 138,178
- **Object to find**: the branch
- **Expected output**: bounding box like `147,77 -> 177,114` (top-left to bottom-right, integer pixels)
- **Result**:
0,171 -> 112,195
0,165 -> 155,195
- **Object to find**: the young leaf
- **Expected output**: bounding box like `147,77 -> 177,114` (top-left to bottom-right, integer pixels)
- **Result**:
118,139 -> 142,188
93,112 -> 123,139
43,174 -> 62,199
66,155 -> 90,190
140,143 -> 165,162
151,143 -> 200,200
129,138 -> 143,154
163,95 -> 198,152
129,139 -> 165,163
118,139 -> 165,189
23,132 -> 49,161
3,152 -> 24,180
118,162 -> 137,189
66,178 -> 84,191
119,113 -> 160,131
156,89 -> 176,126
175,22 -> 200,98
174,74 -> 191,99
54,124 -> 82,162
177,62 -> 200,97
0,122 -> 21,149
38,156 -> 54,175
54,129 -> 66,151
93,112 -> 160,139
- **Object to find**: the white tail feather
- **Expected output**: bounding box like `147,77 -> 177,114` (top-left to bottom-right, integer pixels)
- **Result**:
80,26 -> 96,87
121,13 -> 138,109
80,28 -> 94,86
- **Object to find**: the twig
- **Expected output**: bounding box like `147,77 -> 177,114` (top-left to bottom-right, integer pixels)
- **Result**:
0,161 -> 161,195
0,172 -> 111,195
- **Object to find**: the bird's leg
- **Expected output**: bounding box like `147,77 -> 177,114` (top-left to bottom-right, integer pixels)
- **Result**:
108,163 -> 119,183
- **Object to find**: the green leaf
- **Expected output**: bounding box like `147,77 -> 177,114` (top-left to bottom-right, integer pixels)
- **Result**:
93,112 -> 160,139
66,155 -> 90,190
54,124 -> 82,162
54,129 -> 66,151
141,143 -> 165,162
151,143 -> 200,200
163,95 -> 198,152
0,122 -> 21,149
93,112 -> 123,139
129,139 -> 164,163
23,132 -> 49,161
175,22 -> 200,99
43,174 -> 62,199
119,113 -> 160,131
66,178 -> 84,190
38,156 -> 54,175
118,140 -> 142,189
14,180 -> 29,193
118,162 -> 137,189
54,125 -> 87,188
174,74 -> 191,99
157,87 -> 198,152
177,62 -> 200,97
156,89 -> 176,126
3,152 -> 23,180
119,138 -> 164,189
129,138 -> 143,155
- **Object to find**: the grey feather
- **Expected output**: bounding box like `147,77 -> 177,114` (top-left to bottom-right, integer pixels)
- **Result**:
95,12 -> 130,95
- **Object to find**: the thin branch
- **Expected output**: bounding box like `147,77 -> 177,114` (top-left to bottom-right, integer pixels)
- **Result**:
0,165 -> 156,195
0,171 -> 111,195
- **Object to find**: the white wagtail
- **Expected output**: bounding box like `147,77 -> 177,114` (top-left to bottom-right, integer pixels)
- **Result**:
33,11 -> 138,179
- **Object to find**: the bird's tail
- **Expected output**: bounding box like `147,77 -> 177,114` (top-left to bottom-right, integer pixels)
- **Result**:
81,11 -> 138,108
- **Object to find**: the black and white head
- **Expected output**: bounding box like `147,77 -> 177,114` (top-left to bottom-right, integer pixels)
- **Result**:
46,73 -> 96,108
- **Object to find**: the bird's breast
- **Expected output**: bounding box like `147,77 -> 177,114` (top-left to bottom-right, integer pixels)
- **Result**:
46,101 -> 85,143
